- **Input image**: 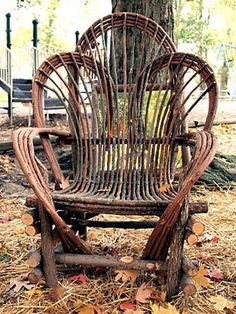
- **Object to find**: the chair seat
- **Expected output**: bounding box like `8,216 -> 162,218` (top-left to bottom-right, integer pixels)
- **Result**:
52,192 -> 171,216
49,192 -> 207,216
53,167 -> 179,206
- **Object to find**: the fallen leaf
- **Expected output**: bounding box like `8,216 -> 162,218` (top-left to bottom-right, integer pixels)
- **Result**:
0,217 -> 11,223
151,303 -> 158,314
115,269 -> 139,283
8,275 -> 35,293
133,245 -> 142,254
151,303 -> 180,314
123,310 -> 143,314
135,283 -> 153,303
195,252 -> 213,262
209,295 -> 235,311
210,235 -> 220,244
120,256 -> 134,264
59,177 -> 70,189
78,304 -> 103,314
93,305 -> 103,314
159,184 -> 170,193
76,299 -> 83,307
192,266 -> 211,289
208,269 -> 224,282
68,273 -> 89,284
78,304 -> 95,314
119,302 -> 136,311
0,206 -> 12,213
14,228 -> 24,235
88,231 -> 97,241
25,288 -> 44,297
200,234 -> 220,245
115,287 -> 127,299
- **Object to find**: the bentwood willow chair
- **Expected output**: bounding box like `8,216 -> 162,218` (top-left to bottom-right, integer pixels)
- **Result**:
13,12 -> 218,299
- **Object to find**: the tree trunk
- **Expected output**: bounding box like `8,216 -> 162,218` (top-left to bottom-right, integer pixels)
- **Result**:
111,0 -> 174,39
110,0 -> 174,83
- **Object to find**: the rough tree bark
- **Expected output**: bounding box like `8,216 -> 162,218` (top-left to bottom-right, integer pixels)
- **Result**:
110,0 -> 174,83
111,0 -> 174,39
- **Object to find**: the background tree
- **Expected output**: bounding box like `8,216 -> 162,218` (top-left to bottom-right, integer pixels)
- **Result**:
16,0 -> 42,9
16,0 -> 62,50
175,0 -> 215,58
41,0 -> 61,50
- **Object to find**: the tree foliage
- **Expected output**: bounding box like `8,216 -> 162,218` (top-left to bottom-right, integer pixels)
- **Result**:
16,0 -> 62,50
41,0 -> 61,49
174,0 -> 215,57
175,0 -> 236,57
174,0 -> 236,92
16,0 -> 42,8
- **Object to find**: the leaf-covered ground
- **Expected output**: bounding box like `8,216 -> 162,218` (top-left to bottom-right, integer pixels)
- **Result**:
0,119 -> 235,313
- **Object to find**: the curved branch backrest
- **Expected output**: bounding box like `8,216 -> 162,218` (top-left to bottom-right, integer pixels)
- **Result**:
78,12 -> 176,53
136,52 -> 218,187
32,51 -> 217,201
77,12 -> 176,91
31,12 -> 177,188
33,13 -> 176,127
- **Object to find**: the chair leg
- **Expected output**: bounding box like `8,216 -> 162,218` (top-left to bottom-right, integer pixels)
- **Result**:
38,204 -> 58,288
72,213 -> 87,241
166,200 -> 189,300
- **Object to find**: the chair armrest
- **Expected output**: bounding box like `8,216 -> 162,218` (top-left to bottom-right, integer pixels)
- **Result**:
143,130 -> 217,260
12,127 -> 67,210
179,130 -> 217,185
15,127 -> 71,186
12,127 -> 90,254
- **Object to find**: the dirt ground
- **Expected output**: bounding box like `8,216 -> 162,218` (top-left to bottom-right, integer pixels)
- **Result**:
0,116 -> 235,313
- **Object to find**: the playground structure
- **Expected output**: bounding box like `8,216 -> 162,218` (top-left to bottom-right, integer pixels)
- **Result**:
0,13 -> 78,124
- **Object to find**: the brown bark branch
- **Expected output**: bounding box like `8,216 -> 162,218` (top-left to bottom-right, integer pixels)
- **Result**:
55,253 -> 167,272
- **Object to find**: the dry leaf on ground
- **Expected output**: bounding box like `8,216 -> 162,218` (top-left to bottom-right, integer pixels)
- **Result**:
115,269 -> 139,282
88,231 -> 98,241
135,283 -> 154,303
151,303 -> 180,314
0,217 -> 12,223
68,273 -> 89,284
24,288 -> 44,297
119,302 -> 136,311
192,266 -> 211,288
200,234 -> 220,245
209,295 -> 235,311
123,310 -> 143,314
78,304 -> 104,314
7,274 -> 35,293
208,269 -> 224,282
